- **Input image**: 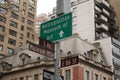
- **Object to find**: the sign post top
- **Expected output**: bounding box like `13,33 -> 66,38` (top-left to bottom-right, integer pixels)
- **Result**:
40,12 -> 72,42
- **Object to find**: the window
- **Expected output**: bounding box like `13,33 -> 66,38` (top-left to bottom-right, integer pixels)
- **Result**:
10,20 -> 18,28
27,27 -> 33,31
0,16 -> 6,23
8,38 -> 16,45
21,17 -> 25,23
27,20 -> 34,26
85,71 -> 89,80
13,0 -> 20,4
11,12 -> 19,19
65,69 -> 71,80
72,7 -> 77,16
0,34 -> 4,42
19,77 -> 24,80
29,0 -> 35,5
20,34 -> 23,39
21,25 -> 24,31
0,25 -> 5,32
0,0 -> 8,6
73,24 -> 77,30
9,29 -> 17,36
0,7 -> 7,13
103,77 -> 106,80
27,32 -> 30,38
94,74 -> 98,80
23,2 -> 26,7
26,40 -> 30,44
73,16 -> 77,22
11,5 -> 19,12
34,74 -> 38,80
71,1 -> 76,7
28,12 -> 34,19
7,47 -> 14,55
32,34 -> 34,40
28,5 -> 35,12
22,9 -> 25,15
19,42 -> 23,47
0,45 -> 3,51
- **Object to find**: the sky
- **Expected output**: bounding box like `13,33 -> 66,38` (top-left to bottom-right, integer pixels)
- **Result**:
36,0 -> 57,15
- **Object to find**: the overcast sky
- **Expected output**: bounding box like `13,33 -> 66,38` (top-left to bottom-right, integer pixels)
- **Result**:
36,0 -> 57,15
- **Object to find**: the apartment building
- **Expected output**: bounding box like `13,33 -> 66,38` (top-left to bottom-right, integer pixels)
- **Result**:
48,0 -> 118,42
0,0 -> 38,56
109,0 -> 120,40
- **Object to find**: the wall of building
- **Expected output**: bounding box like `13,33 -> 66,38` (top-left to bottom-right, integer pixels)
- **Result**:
60,35 -> 97,56
74,0 -> 95,42
1,61 -> 54,80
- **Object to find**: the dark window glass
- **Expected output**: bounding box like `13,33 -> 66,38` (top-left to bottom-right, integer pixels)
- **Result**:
11,12 -> 19,19
0,16 -> 6,23
0,34 -> 4,42
8,38 -> 16,45
34,74 -> 38,80
11,5 -> 19,12
7,47 -> 14,55
0,7 -> 7,13
10,20 -> 18,28
0,25 -> 5,32
9,29 -> 17,36
27,20 -> 34,26
28,12 -> 34,19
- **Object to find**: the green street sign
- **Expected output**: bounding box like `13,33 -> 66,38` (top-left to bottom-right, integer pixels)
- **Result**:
40,12 -> 72,42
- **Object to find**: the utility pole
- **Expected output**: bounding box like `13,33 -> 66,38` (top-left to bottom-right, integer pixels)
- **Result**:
54,0 -> 71,80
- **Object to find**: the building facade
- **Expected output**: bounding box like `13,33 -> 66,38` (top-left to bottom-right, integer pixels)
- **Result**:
0,0 -> 38,56
60,55 -> 112,80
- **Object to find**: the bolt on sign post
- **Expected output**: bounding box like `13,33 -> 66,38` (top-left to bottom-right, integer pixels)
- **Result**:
40,12 -> 72,42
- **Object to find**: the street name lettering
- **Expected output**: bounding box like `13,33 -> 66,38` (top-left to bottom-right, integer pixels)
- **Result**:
29,42 -> 54,59
61,56 -> 79,67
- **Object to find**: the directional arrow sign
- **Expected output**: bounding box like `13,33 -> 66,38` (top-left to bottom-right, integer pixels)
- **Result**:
40,12 -> 72,42
59,30 -> 64,38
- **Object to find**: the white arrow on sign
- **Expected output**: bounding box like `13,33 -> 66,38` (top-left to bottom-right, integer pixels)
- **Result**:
59,30 -> 64,37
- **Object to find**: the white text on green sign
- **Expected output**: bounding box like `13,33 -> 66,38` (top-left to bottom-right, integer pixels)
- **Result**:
40,12 -> 72,42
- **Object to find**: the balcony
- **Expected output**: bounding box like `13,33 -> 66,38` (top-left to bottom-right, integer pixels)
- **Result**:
113,57 -> 120,67
112,49 -> 120,57
95,6 -> 102,13
112,38 -> 120,46
96,23 -> 108,32
114,69 -> 120,76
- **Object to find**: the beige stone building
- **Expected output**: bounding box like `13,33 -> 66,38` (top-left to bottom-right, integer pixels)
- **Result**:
109,0 -> 120,40
0,0 -> 38,56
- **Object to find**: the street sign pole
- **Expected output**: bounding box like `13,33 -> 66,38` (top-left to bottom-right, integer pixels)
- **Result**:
54,0 -> 71,80
54,42 -> 60,80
